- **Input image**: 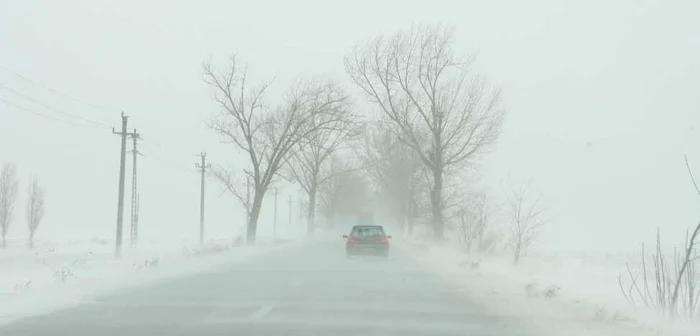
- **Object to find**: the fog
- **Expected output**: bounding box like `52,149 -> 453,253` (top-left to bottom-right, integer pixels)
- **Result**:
1,0 -> 699,335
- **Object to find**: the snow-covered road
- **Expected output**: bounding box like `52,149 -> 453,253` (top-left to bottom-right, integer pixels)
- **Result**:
0,239 -> 532,336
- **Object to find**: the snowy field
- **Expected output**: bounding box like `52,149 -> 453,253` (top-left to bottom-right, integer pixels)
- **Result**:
0,236 -> 300,326
399,239 -> 700,336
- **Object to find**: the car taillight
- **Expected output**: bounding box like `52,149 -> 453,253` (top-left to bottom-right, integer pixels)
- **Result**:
347,237 -> 356,243
380,237 -> 388,243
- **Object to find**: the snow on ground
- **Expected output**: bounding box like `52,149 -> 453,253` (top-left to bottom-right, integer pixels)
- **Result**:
397,238 -> 700,336
0,235 -> 301,326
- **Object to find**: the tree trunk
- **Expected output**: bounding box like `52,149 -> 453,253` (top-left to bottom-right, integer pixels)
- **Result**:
326,199 -> 338,228
407,197 -> 417,237
513,242 -> 521,266
247,191 -> 264,244
395,199 -> 405,232
459,212 -> 469,248
326,189 -> 341,229
29,230 -> 34,249
406,216 -> 415,236
307,186 -> 317,235
430,166 -> 445,240
2,232 -> 5,249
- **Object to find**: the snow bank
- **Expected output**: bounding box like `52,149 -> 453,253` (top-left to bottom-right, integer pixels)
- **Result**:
397,239 -> 700,336
0,236 -> 299,325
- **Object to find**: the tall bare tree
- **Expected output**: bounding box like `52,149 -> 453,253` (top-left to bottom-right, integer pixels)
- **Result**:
345,24 -> 505,239
506,179 -> 545,266
204,55 -> 350,243
286,96 -> 357,234
26,176 -> 45,249
0,163 -> 19,249
358,121 -> 423,235
318,155 -> 369,228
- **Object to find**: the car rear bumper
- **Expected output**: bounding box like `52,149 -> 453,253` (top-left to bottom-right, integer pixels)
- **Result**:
346,244 -> 389,255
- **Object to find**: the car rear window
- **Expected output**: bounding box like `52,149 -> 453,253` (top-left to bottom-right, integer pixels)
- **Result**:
351,226 -> 385,237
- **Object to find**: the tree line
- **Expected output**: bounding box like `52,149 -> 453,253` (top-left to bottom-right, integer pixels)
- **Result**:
202,22 -> 700,322
0,163 -> 46,249
204,23 -> 545,263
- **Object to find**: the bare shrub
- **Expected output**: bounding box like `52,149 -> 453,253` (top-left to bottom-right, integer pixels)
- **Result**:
49,267 -> 75,283
618,155 -> 700,320
134,257 -> 160,270
543,285 -> 560,299
13,280 -> 32,294
524,282 -> 559,299
457,192 -> 495,252
505,179 -> 546,266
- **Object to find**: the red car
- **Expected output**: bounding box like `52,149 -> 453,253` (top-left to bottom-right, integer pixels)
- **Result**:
343,225 -> 391,258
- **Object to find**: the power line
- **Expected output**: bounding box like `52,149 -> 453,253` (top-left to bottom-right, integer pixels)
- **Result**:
0,83 -> 111,128
141,148 -> 194,173
0,64 -> 117,114
0,96 -> 106,129
138,139 -> 199,173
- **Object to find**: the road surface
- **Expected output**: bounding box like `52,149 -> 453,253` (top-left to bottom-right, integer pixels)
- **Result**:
1,239 -> 532,336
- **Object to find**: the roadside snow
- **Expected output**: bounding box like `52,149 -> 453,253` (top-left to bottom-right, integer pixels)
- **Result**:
398,239 -> 700,336
0,236 -> 299,325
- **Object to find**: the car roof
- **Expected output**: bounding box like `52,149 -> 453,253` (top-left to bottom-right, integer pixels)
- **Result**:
351,225 -> 384,229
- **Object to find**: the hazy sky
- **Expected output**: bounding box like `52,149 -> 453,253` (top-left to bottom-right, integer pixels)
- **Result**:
1,0 -> 698,250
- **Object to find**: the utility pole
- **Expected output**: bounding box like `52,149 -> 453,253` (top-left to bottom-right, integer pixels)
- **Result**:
128,129 -> 142,247
274,187 -> 278,238
112,112 -> 137,258
195,152 -> 211,245
135,193 -> 140,240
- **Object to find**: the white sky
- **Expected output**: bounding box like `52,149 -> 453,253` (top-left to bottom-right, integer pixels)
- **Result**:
1,0 -> 699,250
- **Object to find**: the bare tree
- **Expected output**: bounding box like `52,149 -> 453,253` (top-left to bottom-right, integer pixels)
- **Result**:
618,227 -> 700,320
0,163 -> 19,249
506,179 -> 545,266
619,155 -> 700,320
286,96 -> 358,234
441,174 -> 482,231
345,23 -> 505,239
26,176 -> 45,249
318,156 -> 369,228
318,161 -> 344,228
358,121 -> 424,235
458,192 -> 495,252
204,55 -> 350,243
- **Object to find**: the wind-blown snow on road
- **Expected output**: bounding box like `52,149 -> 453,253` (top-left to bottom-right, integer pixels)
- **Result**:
0,238 -> 533,336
